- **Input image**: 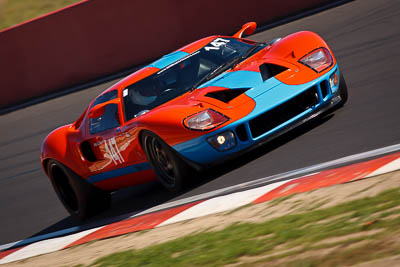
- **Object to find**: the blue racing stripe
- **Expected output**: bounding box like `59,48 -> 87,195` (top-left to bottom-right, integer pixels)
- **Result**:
148,51 -> 189,70
87,162 -> 151,184
198,70 -> 263,89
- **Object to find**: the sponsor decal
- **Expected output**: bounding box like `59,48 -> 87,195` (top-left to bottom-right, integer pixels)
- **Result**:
104,137 -> 124,165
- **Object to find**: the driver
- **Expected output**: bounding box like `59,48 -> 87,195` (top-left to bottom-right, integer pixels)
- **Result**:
128,80 -> 157,106
129,89 -> 157,106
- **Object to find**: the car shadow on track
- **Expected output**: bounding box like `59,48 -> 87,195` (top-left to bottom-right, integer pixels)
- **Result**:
28,113 -> 335,241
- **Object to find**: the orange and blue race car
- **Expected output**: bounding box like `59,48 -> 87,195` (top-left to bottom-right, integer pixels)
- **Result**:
41,22 -> 348,219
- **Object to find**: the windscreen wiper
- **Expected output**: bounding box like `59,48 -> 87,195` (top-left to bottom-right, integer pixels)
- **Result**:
190,57 -> 239,91
229,43 -> 264,70
190,43 -> 265,91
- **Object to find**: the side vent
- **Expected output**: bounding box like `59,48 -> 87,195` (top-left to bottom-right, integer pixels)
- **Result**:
259,63 -> 288,81
205,88 -> 249,103
80,141 -> 97,162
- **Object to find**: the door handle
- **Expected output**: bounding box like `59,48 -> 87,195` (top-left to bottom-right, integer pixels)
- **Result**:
93,141 -> 102,147
93,136 -> 103,147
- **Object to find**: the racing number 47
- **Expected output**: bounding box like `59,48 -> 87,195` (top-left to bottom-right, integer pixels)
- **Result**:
204,38 -> 230,51
104,137 -> 125,165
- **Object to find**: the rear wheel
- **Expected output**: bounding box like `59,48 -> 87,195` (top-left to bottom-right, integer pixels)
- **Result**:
47,159 -> 110,221
141,131 -> 189,193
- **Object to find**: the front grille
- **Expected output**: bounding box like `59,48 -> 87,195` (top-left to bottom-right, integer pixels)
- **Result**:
235,124 -> 248,141
249,86 -> 319,138
320,80 -> 329,99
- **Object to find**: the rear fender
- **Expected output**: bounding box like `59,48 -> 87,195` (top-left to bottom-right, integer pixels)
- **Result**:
41,125 -> 84,177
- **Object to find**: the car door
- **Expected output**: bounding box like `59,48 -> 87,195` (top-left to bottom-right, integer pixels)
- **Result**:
85,102 -> 123,174
81,91 -> 147,184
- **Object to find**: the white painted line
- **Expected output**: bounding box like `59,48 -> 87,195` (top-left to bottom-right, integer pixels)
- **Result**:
158,181 -> 287,227
0,227 -> 101,264
0,225 -> 83,253
299,172 -> 320,178
134,174 -> 319,218
365,157 -> 400,178
0,241 -> 21,253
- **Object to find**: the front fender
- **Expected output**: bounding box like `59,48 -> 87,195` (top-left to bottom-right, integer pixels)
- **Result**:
267,31 -> 337,85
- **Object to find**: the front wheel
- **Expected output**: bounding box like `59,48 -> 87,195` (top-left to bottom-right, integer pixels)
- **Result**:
141,131 -> 189,193
47,159 -> 111,221
324,71 -> 348,116
338,72 -> 348,105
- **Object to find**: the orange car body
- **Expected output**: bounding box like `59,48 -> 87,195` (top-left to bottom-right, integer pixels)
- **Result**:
41,24 -> 344,193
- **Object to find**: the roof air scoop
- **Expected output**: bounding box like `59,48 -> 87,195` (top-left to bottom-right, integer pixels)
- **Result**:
205,88 -> 250,103
259,63 -> 288,81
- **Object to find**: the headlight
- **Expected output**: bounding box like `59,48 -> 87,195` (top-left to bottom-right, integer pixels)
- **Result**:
183,109 -> 229,131
299,48 -> 333,73
207,131 -> 236,151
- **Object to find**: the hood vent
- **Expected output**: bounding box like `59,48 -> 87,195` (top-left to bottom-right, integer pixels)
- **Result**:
205,88 -> 250,103
259,63 -> 288,81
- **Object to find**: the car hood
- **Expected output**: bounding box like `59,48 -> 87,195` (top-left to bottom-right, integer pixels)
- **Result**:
188,58 -> 297,110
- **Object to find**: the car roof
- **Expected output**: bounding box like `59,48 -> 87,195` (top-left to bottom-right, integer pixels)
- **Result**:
98,36 -> 219,98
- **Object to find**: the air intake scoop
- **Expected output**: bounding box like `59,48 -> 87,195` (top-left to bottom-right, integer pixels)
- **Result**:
205,88 -> 250,103
259,63 -> 288,81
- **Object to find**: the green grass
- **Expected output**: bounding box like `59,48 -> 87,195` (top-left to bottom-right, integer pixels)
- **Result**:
268,193 -> 297,206
0,0 -> 81,31
84,187 -> 400,267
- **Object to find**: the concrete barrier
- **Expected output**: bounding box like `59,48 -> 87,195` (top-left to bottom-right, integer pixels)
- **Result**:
0,0 -> 333,109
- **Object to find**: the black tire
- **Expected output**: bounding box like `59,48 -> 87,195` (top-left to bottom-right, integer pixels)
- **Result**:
323,71 -> 348,116
47,159 -> 111,221
141,131 -> 189,193
338,72 -> 348,105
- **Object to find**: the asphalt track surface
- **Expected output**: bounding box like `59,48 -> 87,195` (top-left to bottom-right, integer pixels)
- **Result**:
1,0 -> 399,245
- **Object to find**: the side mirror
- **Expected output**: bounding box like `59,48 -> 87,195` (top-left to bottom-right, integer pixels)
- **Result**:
233,22 -> 257,38
88,103 -> 107,119
88,98 -> 120,119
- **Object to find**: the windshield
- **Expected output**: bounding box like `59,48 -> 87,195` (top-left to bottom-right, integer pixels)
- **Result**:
123,38 -> 265,121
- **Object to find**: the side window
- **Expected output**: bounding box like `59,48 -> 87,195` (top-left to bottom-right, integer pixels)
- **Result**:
89,90 -> 120,135
89,104 -> 120,135
92,90 -> 118,106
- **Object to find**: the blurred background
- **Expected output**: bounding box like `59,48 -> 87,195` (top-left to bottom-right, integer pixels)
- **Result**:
0,0 -> 80,30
